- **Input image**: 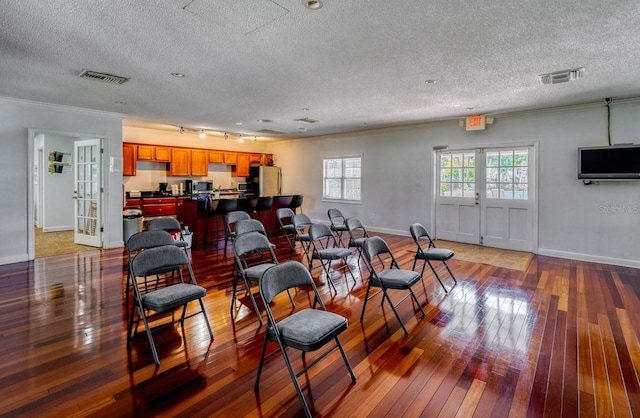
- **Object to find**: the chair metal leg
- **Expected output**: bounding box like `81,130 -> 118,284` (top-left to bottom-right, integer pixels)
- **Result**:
426,260 -> 448,293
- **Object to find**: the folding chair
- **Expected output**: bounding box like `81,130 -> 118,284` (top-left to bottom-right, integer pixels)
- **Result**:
127,245 -> 214,366
409,223 -> 457,293
254,261 -> 356,418
276,207 -> 299,257
292,213 -> 313,264
231,231 -> 283,323
145,217 -> 189,251
360,236 -> 426,336
345,216 -> 370,263
328,208 -> 348,247
125,230 -> 177,297
308,223 -> 356,292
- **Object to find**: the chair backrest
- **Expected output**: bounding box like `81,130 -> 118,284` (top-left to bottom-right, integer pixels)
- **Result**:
225,210 -> 251,236
276,207 -> 295,225
254,196 -> 274,211
235,219 -> 267,237
346,216 -> 367,235
292,213 -> 312,230
309,222 -> 333,241
234,232 -> 278,271
409,222 -> 436,248
204,195 -> 218,213
126,230 -> 175,253
259,261 -> 316,305
361,236 -> 399,276
131,245 -> 189,277
146,217 -> 182,238
216,198 -> 238,214
328,208 -> 345,227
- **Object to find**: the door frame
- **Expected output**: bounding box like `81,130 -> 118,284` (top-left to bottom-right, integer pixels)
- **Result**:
27,128 -> 106,260
430,140 -> 539,253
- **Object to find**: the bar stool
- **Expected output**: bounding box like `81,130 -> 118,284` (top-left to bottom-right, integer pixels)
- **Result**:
288,194 -> 303,213
250,196 -> 273,226
203,195 -> 219,245
212,198 -> 237,248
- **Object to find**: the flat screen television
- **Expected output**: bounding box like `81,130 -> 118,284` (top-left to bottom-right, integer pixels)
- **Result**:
578,144 -> 640,180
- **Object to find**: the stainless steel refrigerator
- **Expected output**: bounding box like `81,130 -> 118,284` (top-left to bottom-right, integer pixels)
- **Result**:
251,166 -> 282,196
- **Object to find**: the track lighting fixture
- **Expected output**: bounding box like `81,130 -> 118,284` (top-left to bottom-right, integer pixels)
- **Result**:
180,126 -> 185,134
174,126 -> 260,143
199,129 -> 206,139
238,134 -> 244,143
224,132 -> 228,140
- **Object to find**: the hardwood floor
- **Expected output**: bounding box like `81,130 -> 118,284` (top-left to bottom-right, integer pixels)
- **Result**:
1,233 -> 639,417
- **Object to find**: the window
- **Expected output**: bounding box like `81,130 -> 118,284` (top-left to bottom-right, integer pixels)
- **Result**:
323,156 -> 361,201
485,149 -> 528,200
439,152 -> 476,197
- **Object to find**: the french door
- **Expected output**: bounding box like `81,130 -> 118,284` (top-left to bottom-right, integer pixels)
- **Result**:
73,139 -> 102,247
435,146 -> 536,252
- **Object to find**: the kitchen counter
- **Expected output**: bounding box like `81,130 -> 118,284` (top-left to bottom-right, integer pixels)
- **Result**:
181,194 -> 299,246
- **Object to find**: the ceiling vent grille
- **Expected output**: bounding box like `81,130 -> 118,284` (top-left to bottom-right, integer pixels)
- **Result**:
538,67 -> 585,85
294,117 -> 319,124
78,69 -> 129,85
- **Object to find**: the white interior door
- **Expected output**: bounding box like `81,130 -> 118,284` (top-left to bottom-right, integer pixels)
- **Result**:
74,139 -> 102,247
435,150 -> 481,244
435,146 -> 536,252
481,147 -> 534,252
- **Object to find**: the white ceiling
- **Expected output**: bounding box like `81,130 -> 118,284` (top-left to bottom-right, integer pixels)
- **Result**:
1,0 -> 639,139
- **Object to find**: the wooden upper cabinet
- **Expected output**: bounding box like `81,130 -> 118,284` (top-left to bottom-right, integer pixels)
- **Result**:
123,143 -> 136,176
249,153 -> 261,164
155,146 -> 171,161
136,145 -> 171,161
136,145 -> 154,160
260,153 -> 274,166
223,152 -> 237,165
191,149 -> 209,177
170,148 -> 191,176
209,150 -> 224,164
233,153 -> 251,177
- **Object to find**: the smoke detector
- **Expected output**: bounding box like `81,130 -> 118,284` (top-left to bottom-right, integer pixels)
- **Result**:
538,67 -> 585,85
78,69 -> 129,85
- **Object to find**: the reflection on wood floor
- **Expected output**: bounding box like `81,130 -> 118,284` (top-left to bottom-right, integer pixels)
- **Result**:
1,232 -> 639,417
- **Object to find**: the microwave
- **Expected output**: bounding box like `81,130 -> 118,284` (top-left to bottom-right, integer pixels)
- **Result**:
237,182 -> 252,192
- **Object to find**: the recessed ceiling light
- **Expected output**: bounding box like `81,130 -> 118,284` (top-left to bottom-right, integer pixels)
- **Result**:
257,119 -> 272,123
466,107 -> 474,110
302,107 -> 310,111
299,127 -> 307,132
114,101 -> 127,105
425,79 -> 436,84
235,122 -> 243,126
171,72 -> 185,78
303,0 -> 323,10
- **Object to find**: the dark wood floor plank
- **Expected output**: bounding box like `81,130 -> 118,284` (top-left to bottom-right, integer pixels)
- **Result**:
1,232 -> 639,417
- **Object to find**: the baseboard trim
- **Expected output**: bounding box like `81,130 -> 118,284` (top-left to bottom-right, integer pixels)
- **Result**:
0,254 -> 29,266
538,248 -> 640,269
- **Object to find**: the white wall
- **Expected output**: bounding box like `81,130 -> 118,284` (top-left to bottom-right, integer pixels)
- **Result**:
269,100 -> 640,267
41,133 -> 74,231
0,96 -> 124,265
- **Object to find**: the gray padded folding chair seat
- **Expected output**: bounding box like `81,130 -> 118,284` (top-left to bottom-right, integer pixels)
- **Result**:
318,247 -> 351,259
275,309 -> 348,351
243,263 -> 276,280
418,247 -> 454,261
141,283 -> 207,312
373,269 -> 421,289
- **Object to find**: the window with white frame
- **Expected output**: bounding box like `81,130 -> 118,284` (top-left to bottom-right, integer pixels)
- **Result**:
323,156 -> 362,201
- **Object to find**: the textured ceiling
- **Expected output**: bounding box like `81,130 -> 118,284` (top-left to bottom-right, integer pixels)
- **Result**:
1,0 -> 639,139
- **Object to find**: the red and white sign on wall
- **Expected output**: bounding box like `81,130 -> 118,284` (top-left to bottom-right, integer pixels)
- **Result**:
466,115 -> 486,131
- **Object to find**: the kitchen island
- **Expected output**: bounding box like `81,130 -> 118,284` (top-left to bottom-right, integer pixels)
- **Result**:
181,194 -> 300,246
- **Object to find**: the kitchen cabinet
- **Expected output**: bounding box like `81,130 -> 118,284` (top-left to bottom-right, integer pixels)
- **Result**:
209,150 -> 224,164
233,153 -> 251,177
138,145 -> 171,161
125,198 -> 142,209
142,197 -> 177,217
123,143 -> 136,176
249,153 -> 261,164
155,146 -> 171,161
260,153 -> 274,166
223,152 -> 237,165
170,148 -> 191,176
191,149 -> 209,176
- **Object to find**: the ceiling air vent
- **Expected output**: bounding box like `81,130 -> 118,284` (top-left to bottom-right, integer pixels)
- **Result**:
294,117 -> 319,124
538,67 -> 585,85
78,69 -> 129,85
